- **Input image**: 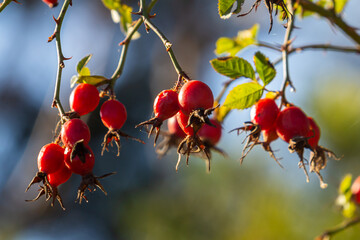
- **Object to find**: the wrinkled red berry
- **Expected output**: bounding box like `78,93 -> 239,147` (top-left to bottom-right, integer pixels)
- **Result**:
178,80 -> 214,115
70,83 -> 100,116
37,143 -> 64,174
275,106 -> 309,143
61,119 -> 91,148
154,90 -> 179,121
250,98 -> 279,131
100,99 -> 127,130
64,146 -> 95,176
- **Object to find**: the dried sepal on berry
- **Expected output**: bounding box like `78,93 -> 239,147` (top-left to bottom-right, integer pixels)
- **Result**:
101,129 -> 144,156
76,172 -> 116,204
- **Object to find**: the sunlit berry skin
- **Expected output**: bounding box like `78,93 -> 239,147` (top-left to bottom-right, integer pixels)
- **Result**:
61,119 -> 91,148
351,176 -> 360,204
37,143 -> 64,174
42,0 -> 58,8
262,126 -> 278,143
100,99 -> 127,130
176,111 -> 194,136
70,83 -> 100,116
198,119 -> 222,145
47,163 -> 72,187
250,98 -> 279,131
167,115 -> 186,138
275,106 -> 309,143
154,90 -> 179,121
178,80 -> 214,115
64,146 -> 95,176
306,117 -> 321,149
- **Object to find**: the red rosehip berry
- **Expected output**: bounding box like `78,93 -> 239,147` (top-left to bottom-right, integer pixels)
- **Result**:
167,115 -> 186,139
42,0 -> 58,8
154,90 -> 179,121
198,119 -> 222,146
37,143 -> 64,174
176,111 -> 194,136
178,80 -> 214,115
275,106 -> 309,143
351,176 -> 360,204
306,117 -> 321,149
69,83 -> 100,116
250,98 -> 279,131
64,146 -> 95,176
61,119 -> 91,148
262,126 -> 278,144
100,99 -> 127,130
47,162 -> 72,188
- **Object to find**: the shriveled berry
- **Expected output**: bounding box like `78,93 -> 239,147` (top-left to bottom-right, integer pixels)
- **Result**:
61,119 -> 91,148
64,146 -> 95,176
306,117 -> 321,149
167,115 -> 186,139
250,98 -> 279,131
178,80 -> 214,115
37,143 -> 64,174
275,106 -> 309,143
100,99 -> 127,130
154,90 -> 179,120
70,83 -> 100,116
198,119 -> 222,145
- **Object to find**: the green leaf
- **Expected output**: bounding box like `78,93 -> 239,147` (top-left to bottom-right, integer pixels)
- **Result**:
216,105 -> 232,122
101,0 -> 135,35
233,0 -> 245,14
77,54 -> 92,74
218,0 -> 236,19
254,51 -> 276,86
339,174 -> 352,194
215,24 -> 259,56
71,75 -> 108,88
101,0 -> 121,10
79,67 -> 91,77
223,82 -> 264,110
210,57 -> 255,80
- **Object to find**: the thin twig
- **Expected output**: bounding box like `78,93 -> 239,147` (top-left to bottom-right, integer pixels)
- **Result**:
316,217 -> 360,240
298,0 -> 360,45
0,0 -> 14,13
279,0 -> 295,108
50,0 -> 72,120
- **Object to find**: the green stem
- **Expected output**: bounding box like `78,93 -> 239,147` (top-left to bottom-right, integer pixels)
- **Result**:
316,217 -> 360,240
298,0 -> 360,45
110,18 -> 144,88
109,0 -> 159,90
0,0 -> 12,13
51,0 -> 72,120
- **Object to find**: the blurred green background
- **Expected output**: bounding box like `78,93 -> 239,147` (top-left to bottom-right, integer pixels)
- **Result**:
0,0 -> 360,239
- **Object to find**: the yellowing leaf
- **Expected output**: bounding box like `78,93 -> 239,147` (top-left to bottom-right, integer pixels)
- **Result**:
218,0 -> 236,19
254,51 -> 276,86
215,24 -> 259,56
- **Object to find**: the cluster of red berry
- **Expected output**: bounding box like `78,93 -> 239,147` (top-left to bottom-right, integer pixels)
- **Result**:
137,79 -> 223,172
232,97 -> 339,188
26,83 -> 140,209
